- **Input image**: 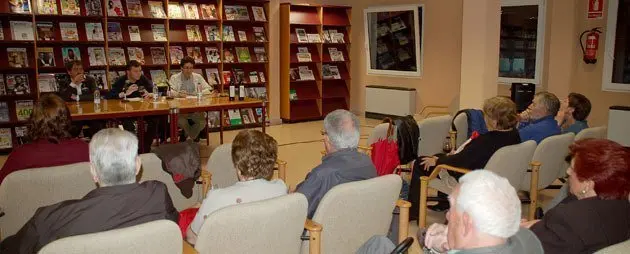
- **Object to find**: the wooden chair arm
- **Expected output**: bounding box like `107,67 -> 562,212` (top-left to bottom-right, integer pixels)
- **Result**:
182,241 -> 198,254
304,219 -> 322,254
434,164 -> 472,175
396,200 -> 411,243
275,159 -> 287,182
418,164 -> 471,228
357,145 -> 372,156
200,170 -> 211,199
527,161 -> 541,221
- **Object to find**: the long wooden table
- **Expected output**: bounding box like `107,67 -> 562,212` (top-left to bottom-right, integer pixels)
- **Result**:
68,96 -> 266,146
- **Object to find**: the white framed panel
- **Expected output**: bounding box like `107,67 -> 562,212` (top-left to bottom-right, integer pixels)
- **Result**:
602,0 -> 630,92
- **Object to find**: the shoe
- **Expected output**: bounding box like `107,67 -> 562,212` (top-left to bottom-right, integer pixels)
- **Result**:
427,202 -> 450,212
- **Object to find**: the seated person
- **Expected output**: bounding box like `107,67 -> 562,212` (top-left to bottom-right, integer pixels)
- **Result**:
0,128 -> 179,253
409,96 -> 521,213
0,94 -> 89,184
169,56 -> 213,141
57,60 -> 104,137
518,91 -> 561,143
521,139 -> 630,254
557,92 -> 591,134
422,170 -> 543,254
186,129 -> 287,244
295,109 -> 377,219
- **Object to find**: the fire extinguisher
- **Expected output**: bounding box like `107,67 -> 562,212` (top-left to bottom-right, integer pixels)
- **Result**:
580,27 -> 602,64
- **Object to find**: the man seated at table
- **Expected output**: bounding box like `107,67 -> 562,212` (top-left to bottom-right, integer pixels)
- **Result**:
517,91 -> 561,143
169,56 -> 213,142
57,60 -> 104,137
0,128 -> 179,254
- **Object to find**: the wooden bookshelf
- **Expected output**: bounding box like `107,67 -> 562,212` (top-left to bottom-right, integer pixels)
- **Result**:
280,4 -> 350,122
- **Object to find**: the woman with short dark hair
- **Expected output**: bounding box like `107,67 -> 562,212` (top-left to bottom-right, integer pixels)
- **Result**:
558,92 -> 591,134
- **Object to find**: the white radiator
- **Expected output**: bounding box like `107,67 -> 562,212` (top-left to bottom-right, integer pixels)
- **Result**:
608,106 -> 630,146
365,85 -> 416,117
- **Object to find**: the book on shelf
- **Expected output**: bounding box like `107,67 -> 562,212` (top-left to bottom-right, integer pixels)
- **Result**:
205,47 -> 220,63
295,29 -> 308,43
322,65 -> 341,79
9,0 -> 31,14
169,46 -> 184,65
307,34 -> 321,43
246,87 -> 256,98
186,25 -> 203,42
126,0 -> 144,17
150,47 -> 167,64
0,75 -> 6,95
152,24 -> 167,41
235,47 -> 251,63
248,71 -> 258,83
183,3 -> 199,19
240,108 -> 252,124
253,27 -> 266,42
228,109 -> 242,125
168,3 -> 183,19
397,48 -> 411,61
6,74 -> 30,95
390,17 -> 407,33
223,48 -> 235,63
331,32 -> 345,43
200,4 -> 217,20
222,110 -> 230,127
232,68 -> 245,83
186,47 -> 203,63
127,47 -> 145,64
255,87 -> 267,100
108,70 -> 125,87
108,47 -> 126,66
254,107 -> 264,123
15,100 -> 34,121
377,24 -> 390,37
0,129 -> 12,149
61,0 -> 80,15
0,102 -> 9,123
289,68 -> 299,81
222,70 -> 231,84
149,70 -> 167,87
15,126 -> 28,145
0,21 -> 4,40
237,30 -> 247,42
253,47 -> 267,62
296,47 -> 312,62
7,48 -> 29,68
207,111 -> 220,128
88,70 -> 107,89
224,5 -> 249,21
251,6 -> 266,22
85,23 -> 104,41
60,22 -> 79,41
258,71 -> 266,83
62,47 -> 81,64
86,0 -> 102,16
222,25 -> 235,42
10,21 -> 35,41
298,66 -> 315,80
107,22 -> 123,41
323,30 -> 331,43
148,1 -> 166,18
204,25 -> 220,41
395,33 -> 408,45
37,73 -> 58,92
205,68 -> 220,85
88,47 -> 106,66
328,48 -> 345,61
107,0 -> 125,16
37,0 -> 58,15
289,89 -> 299,101
128,25 -> 141,41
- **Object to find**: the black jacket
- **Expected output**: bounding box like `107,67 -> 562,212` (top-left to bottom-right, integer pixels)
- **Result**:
107,74 -> 154,99
436,129 -> 521,170
57,75 -> 97,102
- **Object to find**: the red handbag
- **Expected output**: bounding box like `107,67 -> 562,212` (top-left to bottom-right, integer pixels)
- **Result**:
178,207 -> 200,238
371,120 -> 400,176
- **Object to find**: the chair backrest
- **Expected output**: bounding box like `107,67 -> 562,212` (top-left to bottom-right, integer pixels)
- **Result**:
452,113 -> 468,148
195,193 -> 307,254
308,175 -> 402,254
418,115 -> 452,156
575,126 -> 608,141
138,153 -> 202,211
521,133 -> 575,190
206,143 -> 238,189
367,122 -> 396,146
0,162 -> 95,240
594,239 -> 630,254
484,141 -> 537,190
38,220 -> 182,254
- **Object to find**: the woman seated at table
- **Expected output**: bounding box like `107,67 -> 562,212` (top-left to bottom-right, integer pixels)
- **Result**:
409,96 -> 521,215
185,129 -> 287,245
521,139 -> 630,254
0,94 -> 89,184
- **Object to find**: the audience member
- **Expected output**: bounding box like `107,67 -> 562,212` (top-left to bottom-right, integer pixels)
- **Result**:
522,139 -> 630,254
518,91 -> 561,143
295,109 -> 376,219
0,128 -> 178,253
0,94 -> 89,184
409,96 -> 521,213
557,92 -> 591,134
186,130 -> 287,244
422,170 -> 543,254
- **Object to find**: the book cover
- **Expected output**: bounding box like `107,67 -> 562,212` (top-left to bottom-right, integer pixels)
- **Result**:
149,70 -> 167,87
205,47 -> 220,63
168,3 -> 183,19
258,71 -> 265,83
296,53 -> 312,62
254,107 -> 263,123
8,48 -> 28,68
9,0 -> 31,14
322,64 -> 332,79
37,0 -> 57,14
235,6 -> 249,21
151,24 -> 167,41
86,0 -> 102,16
85,22 -> 104,41
186,25 -> 202,41
127,25 -> 141,41
37,47 -> 55,67
307,34 -> 321,43
223,5 -> 238,20
332,33 -> 345,43
251,6 -> 266,22
126,0 -> 143,17
107,22 -> 123,41
222,110 -> 230,127
222,70 -> 231,84
228,109 -> 242,125
205,68 -> 220,85
6,74 -> 29,95
186,47 -> 202,63
0,102 -> 9,123
150,47 -> 167,64
59,22 -> 78,41
88,70 -> 107,89
222,25 -> 235,41
323,30 -> 332,43
183,3 -> 199,19
235,47 -> 251,63
328,48 -> 345,61
37,73 -> 58,92
200,4 -> 217,20
10,21 -> 35,41
0,21 -> 4,40
248,71 -> 258,83
254,87 -> 267,100
148,1 -> 165,18
15,100 -> 34,121
237,30 -> 247,42
233,68 -> 245,83
204,25 -> 219,41
127,47 -> 145,64
289,68 -> 299,80
62,47 -> 81,64
107,47 -> 126,66
107,0 -> 125,16
223,48 -> 235,63
15,126 -> 28,145
169,46 -> 184,64
247,108 -> 256,123
298,67 -> 315,80
246,87 -> 257,98
0,129 -> 12,149
253,27 -> 266,42
207,111 -> 220,128
0,74 -> 6,95
108,71 -> 122,87
328,65 -> 341,79
61,0 -> 80,15
253,47 -> 267,62
289,89 -> 298,101
295,28 -> 308,43
240,109 -> 251,124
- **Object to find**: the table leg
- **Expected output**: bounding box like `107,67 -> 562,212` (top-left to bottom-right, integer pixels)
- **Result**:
205,112 -> 210,146
262,102 -> 266,134
219,109 -> 224,144
169,108 -> 179,144
137,117 -> 145,153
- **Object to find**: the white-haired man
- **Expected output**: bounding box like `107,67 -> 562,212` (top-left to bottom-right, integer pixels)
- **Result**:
0,128 -> 179,254
422,170 -> 542,254
296,109 -> 377,218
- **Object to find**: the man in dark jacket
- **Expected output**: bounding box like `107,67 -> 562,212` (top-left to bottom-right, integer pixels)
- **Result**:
58,60 -> 98,102
0,128 -> 179,253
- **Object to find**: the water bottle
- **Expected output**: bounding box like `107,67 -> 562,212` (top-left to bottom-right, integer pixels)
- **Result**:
152,85 -> 159,102
196,82 -> 202,101
93,89 -> 101,104
229,79 -> 236,101
75,93 -> 80,103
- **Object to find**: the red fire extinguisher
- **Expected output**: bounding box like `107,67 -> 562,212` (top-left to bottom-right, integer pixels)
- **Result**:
580,27 -> 602,64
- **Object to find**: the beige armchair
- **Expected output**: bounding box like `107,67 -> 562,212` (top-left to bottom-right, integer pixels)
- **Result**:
519,133 -> 574,192
575,126 -> 608,140
417,115 -> 452,157
594,239 -> 630,254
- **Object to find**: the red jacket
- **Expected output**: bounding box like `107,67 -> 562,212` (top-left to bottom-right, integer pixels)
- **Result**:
0,139 -> 90,184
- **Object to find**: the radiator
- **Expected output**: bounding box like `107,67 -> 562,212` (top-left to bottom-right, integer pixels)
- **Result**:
365,85 -> 416,118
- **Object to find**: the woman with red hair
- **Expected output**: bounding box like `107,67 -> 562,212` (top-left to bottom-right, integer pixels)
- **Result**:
522,139 -> 630,253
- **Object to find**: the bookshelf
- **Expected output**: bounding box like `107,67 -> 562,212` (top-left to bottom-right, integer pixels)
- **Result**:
280,4 -> 351,122
0,0 -> 270,152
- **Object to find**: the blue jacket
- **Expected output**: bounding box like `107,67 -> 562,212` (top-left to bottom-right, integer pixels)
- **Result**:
518,115 -> 561,143
562,120 -> 589,134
